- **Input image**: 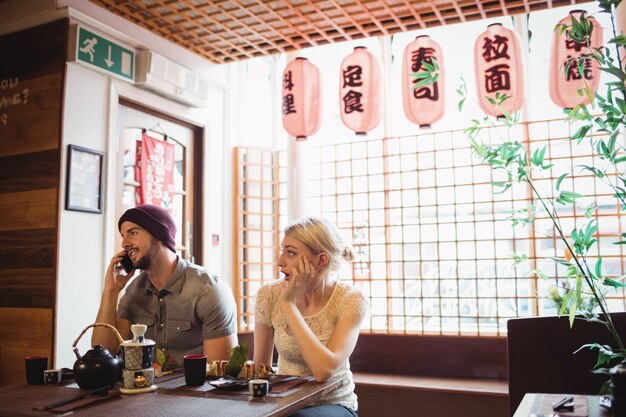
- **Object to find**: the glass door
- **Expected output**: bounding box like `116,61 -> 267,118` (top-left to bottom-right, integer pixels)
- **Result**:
116,100 -> 202,263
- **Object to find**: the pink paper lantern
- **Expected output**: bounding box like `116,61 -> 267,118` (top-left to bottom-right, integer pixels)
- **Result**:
474,23 -> 525,117
282,57 -> 322,141
402,35 -> 445,129
549,10 -> 603,109
339,46 -> 382,135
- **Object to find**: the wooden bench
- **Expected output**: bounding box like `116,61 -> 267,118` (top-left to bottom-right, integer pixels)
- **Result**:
350,334 -> 509,417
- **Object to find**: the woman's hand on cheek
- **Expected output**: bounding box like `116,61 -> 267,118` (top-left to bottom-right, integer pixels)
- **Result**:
282,256 -> 315,303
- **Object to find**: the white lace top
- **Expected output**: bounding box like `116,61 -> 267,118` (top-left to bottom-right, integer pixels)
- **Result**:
255,279 -> 368,411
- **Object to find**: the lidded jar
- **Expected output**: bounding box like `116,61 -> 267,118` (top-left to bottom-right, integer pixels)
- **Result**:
120,323 -> 155,370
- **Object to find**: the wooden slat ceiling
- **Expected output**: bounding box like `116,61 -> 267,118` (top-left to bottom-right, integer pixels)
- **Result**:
89,0 -> 592,64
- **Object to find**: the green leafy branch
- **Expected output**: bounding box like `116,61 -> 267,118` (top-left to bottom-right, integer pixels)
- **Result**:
459,5 -> 626,362
469,120 -> 624,353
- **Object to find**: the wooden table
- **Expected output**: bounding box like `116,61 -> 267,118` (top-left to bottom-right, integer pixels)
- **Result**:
0,373 -> 342,417
513,393 -> 610,417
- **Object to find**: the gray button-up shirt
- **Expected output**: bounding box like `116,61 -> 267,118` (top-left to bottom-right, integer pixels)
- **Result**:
117,257 -> 236,368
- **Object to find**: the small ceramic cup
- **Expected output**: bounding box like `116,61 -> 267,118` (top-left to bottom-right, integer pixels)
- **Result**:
44,369 -> 63,385
249,379 -> 269,398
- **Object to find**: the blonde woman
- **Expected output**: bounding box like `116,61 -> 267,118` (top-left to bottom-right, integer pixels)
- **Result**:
254,216 -> 369,417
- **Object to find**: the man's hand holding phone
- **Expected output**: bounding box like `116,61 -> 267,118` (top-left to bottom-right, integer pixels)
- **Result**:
104,251 -> 135,294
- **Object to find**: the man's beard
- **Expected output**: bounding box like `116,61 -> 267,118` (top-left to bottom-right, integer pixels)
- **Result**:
134,238 -> 160,270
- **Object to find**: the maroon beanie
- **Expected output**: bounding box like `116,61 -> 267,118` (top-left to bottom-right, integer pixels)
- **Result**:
118,204 -> 177,253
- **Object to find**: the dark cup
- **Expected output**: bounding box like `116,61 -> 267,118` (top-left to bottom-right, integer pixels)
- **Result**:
25,356 -> 48,385
183,354 -> 207,386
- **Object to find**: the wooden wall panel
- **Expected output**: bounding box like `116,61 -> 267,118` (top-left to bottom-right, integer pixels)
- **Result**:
0,228 -> 56,269
355,384 -> 508,417
0,19 -> 67,385
0,20 -> 66,79
0,74 -> 62,157
350,333 -> 508,379
0,269 -> 55,308
0,307 -> 53,385
0,189 -> 57,231
0,150 -> 59,193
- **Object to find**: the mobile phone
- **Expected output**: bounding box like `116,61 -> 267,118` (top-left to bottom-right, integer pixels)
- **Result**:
120,254 -> 134,273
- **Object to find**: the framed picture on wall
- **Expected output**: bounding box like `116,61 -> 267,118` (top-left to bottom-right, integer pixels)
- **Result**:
65,145 -> 104,214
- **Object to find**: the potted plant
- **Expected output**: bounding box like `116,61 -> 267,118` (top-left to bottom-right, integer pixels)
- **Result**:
426,0 -> 626,409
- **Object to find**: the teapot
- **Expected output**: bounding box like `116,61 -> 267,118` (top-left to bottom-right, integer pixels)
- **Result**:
72,323 -> 123,390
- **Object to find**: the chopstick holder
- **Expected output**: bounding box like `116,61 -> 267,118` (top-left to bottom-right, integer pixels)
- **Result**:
538,394 -> 588,417
552,395 -> 574,411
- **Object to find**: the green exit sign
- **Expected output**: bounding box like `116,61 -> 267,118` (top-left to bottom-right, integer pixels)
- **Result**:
72,26 -> 134,82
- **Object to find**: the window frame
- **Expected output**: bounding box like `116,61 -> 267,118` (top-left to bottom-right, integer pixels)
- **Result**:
234,117 -> 626,336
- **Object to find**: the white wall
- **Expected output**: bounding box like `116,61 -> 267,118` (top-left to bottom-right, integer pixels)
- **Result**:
57,63 -> 110,368
204,84 -> 229,275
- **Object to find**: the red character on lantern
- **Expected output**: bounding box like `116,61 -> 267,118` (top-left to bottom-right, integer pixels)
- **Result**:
474,23 -> 525,117
549,10 -> 603,109
402,35 -> 445,129
281,57 -> 322,141
339,46 -> 382,135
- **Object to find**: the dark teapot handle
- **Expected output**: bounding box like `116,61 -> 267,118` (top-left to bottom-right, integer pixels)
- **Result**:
72,323 -> 124,351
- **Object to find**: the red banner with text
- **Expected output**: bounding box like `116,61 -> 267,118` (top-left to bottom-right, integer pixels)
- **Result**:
134,132 -> 175,211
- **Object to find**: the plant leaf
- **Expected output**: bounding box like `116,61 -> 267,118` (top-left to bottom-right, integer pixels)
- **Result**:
603,277 -> 626,288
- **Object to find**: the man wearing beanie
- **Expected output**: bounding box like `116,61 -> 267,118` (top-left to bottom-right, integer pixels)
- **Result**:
92,204 -> 237,368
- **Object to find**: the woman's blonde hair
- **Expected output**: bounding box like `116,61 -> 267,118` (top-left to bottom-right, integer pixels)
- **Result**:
284,216 -> 354,272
